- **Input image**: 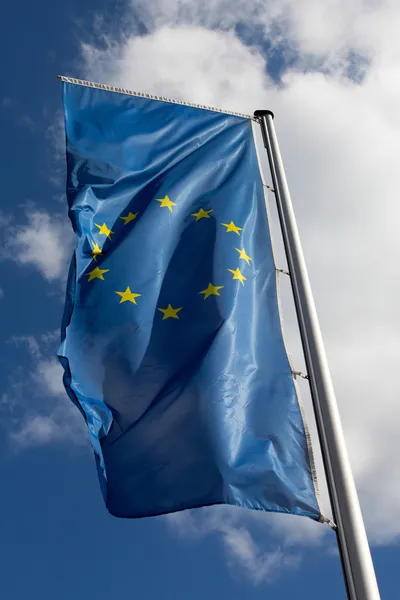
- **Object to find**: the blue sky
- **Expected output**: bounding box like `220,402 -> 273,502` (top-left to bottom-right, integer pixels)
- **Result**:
1,0 -> 399,598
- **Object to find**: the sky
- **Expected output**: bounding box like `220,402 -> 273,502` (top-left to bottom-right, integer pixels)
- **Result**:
1,0 -> 399,598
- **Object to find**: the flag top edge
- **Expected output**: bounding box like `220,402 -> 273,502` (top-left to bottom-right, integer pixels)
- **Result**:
58,75 -> 256,121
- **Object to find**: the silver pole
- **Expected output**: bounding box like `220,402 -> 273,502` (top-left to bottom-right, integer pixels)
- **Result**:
254,110 -> 381,600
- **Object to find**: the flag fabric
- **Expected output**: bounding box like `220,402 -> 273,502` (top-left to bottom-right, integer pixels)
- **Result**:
58,79 -> 321,521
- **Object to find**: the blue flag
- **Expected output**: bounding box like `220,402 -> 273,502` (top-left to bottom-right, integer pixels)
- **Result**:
59,79 -> 321,521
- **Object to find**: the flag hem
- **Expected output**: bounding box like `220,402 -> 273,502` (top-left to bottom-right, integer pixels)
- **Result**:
58,75 -> 255,121
107,498 -> 322,521
251,120 -> 326,522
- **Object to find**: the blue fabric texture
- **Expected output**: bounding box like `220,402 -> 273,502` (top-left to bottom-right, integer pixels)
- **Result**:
59,81 -> 320,521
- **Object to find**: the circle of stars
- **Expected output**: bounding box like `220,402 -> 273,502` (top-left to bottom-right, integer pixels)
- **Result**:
85,195 -> 253,320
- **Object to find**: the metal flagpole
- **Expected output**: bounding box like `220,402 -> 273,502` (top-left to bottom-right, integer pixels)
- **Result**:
254,110 -> 381,600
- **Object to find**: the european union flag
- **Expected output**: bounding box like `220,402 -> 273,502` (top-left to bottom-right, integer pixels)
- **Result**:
59,78 -> 321,521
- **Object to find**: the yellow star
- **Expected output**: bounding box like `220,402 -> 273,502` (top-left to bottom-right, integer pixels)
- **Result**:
200,283 -> 224,300
158,304 -> 183,320
235,247 -> 252,265
95,223 -> 114,239
228,267 -> 247,286
120,212 -> 138,225
87,266 -> 109,282
191,208 -> 214,221
115,287 -> 141,304
91,243 -> 102,260
222,221 -> 243,235
156,195 -> 176,212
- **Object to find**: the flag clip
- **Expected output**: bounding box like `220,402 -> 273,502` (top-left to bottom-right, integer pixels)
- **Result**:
277,268 -> 290,276
266,184 -> 275,192
292,371 -> 309,380
320,515 -> 337,530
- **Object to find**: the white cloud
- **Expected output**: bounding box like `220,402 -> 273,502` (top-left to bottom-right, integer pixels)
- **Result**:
12,415 -> 60,445
102,0 -> 400,76
167,507 -> 302,584
10,402 -> 86,449
3,210 -> 75,282
81,27 -> 268,111
221,526 -> 300,585
11,414 -> 71,446
4,333 -> 86,449
33,358 -> 66,397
